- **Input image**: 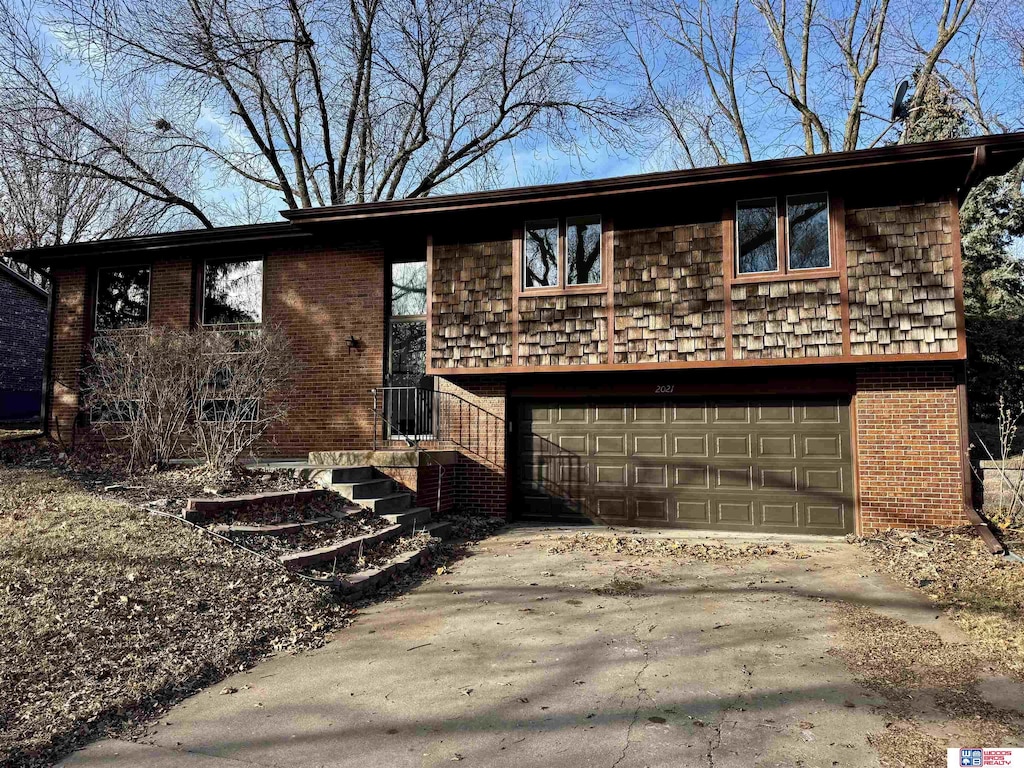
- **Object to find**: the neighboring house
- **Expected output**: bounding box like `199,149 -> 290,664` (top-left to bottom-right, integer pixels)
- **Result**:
13,134 -> 1024,535
0,261 -> 48,422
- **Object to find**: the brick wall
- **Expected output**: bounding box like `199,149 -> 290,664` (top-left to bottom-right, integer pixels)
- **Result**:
437,375 -> 507,516
48,266 -> 87,440
0,268 -> 47,420
262,241 -> 385,456
854,363 -> 967,532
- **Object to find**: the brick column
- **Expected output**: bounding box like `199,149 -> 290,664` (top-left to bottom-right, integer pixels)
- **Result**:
854,363 -> 967,532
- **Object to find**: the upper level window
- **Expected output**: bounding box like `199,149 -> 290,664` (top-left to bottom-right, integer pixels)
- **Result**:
95,266 -> 150,330
736,192 -> 831,276
523,216 -> 603,290
203,258 -> 263,325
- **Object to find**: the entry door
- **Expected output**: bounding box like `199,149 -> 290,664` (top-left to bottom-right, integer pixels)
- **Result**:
387,261 -> 432,437
516,398 -> 855,535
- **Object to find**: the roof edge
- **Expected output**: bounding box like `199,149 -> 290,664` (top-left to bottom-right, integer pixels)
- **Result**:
0,260 -> 49,298
10,221 -> 307,264
282,133 -> 1024,225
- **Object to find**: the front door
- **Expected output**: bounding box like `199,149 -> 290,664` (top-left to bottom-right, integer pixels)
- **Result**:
386,260 -> 432,437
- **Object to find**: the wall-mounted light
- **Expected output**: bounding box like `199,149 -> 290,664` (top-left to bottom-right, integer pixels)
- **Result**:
347,335 -> 363,353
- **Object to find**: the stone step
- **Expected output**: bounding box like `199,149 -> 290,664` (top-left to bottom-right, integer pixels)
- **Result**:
364,492 -> 412,515
328,466 -> 376,484
332,478 -> 393,500
182,488 -> 330,523
382,506 -> 432,530
210,516 -> 335,536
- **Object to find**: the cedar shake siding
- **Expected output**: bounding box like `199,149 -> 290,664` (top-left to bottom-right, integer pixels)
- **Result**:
518,294 -> 608,366
613,222 -> 726,364
16,134 -> 1024,535
731,278 -> 844,360
430,238 -> 513,370
846,199 -> 959,356
0,265 -> 48,421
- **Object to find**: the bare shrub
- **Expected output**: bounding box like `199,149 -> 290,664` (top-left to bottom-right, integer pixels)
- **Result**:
973,396 -> 1024,532
190,328 -> 296,469
82,328 -> 201,471
82,327 -> 296,471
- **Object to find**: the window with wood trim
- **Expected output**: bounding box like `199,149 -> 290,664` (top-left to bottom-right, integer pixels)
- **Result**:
735,193 -> 831,277
523,216 -> 603,290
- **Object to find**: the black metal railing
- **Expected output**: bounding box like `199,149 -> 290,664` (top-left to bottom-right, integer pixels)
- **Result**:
371,386 -> 505,469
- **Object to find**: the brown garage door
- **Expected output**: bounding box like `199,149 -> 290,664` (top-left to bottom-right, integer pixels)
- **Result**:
516,398 -> 854,535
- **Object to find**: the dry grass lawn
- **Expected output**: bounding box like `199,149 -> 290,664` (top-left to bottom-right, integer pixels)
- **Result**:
0,465 -> 349,768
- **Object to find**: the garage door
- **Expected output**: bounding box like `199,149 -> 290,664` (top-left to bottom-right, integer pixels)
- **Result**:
516,398 -> 854,535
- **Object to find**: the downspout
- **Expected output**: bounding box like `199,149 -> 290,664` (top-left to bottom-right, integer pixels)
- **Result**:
958,145 -> 989,205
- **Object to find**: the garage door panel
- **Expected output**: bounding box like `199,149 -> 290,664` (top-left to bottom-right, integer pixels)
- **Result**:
801,402 -> 842,424
594,463 -> 628,487
556,405 -> 589,424
713,405 -> 749,423
673,434 -> 708,457
804,467 -> 844,492
635,497 -> 670,521
594,434 -> 627,456
803,435 -> 843,459
633,434 -> 667,457
517,397 -> 853,534
756,403 -> 795,423
762,502 -> 799,526
806,503 -> 847,529
760,467 -> 797,491
759,435 -> 796,458
674,465 -> 710,489
595,406 -> 627,423
672,404 -> 708,423
716,466 -> 752,490
677,500 -> 711,523
634,464 -> 668,488
595,497 -> 628,521
632,405 -> 667,424
717,501 -> 754,525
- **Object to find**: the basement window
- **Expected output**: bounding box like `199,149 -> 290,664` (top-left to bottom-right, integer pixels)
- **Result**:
523,216 -> 603,291
95,266 -> 150,330
202,258 -> 263,325
735,193 -> 831,276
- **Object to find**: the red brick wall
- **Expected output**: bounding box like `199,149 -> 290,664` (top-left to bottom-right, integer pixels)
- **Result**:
48,266 -> 87,442
262,241 -> 385,456
438,375 -> 507,516
854,363 -> 967,532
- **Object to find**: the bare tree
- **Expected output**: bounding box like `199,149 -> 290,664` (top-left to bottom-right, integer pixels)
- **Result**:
626,0 -> 988,165
0,0 -> 629,227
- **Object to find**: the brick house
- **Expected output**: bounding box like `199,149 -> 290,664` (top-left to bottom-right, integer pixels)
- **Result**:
0,261 -> 48,422
12,134 -> 1024,535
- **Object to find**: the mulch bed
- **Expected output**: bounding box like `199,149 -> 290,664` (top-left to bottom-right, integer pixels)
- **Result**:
198,494 -> 360,527
229,511 -> 392,557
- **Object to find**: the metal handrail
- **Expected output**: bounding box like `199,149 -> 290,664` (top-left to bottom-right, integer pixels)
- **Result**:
370,387 -> 446,518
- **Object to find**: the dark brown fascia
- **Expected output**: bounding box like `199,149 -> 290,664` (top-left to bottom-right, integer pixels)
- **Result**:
282,132 -> 1024,225
9,221 -> 309,266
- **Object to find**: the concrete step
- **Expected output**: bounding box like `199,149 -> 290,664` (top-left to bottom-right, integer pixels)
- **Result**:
383,506 -> 432,530
364,492 -> 412,515
332,478 -> 393,500
330,466 -> 376,484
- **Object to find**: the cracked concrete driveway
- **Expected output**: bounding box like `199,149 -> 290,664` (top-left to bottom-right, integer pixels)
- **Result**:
57,526 -> 1018,768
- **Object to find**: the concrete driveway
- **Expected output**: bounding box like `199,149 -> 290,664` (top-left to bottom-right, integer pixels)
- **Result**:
57,526 -> 1014,768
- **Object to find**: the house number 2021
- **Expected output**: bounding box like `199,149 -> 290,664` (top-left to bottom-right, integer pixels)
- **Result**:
654,385 -> 675,394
